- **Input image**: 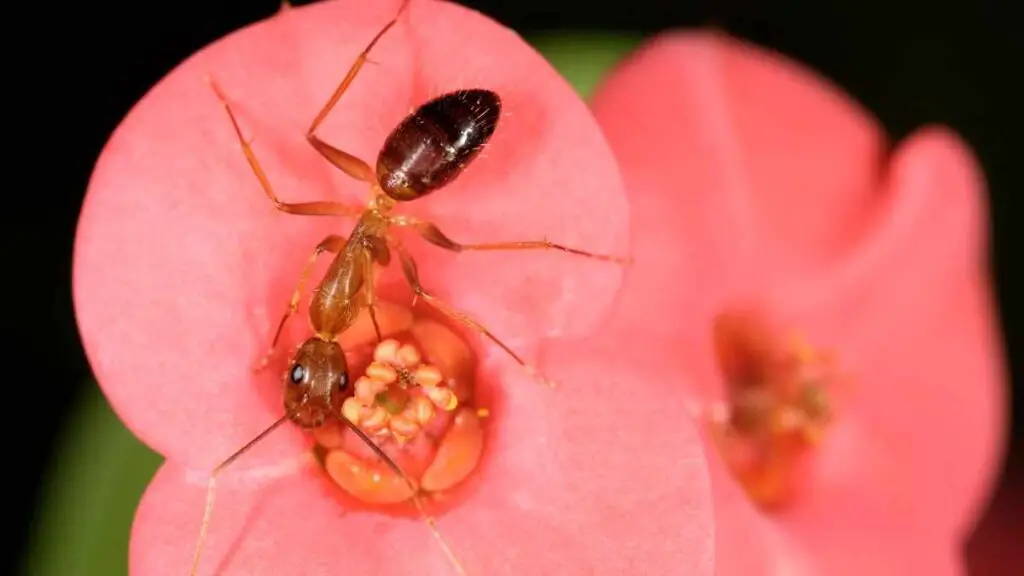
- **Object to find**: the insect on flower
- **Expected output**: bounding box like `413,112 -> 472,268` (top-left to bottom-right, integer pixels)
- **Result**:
192,0 -> 628,574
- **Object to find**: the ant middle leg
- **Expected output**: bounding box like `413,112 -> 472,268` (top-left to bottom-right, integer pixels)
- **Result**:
207,77 -> 364,218
390,216 -> 631,264
254,234 -> 348,372
392,242 -> 556,387
305,0 -> 410,182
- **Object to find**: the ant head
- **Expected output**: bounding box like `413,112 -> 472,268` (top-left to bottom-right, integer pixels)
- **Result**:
283,338 -> 350,428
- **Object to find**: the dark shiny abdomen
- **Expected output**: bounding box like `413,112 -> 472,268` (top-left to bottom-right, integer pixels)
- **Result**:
376,89 -> 501,201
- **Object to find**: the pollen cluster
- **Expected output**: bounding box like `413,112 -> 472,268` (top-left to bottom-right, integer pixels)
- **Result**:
342,338 -> 460,443
316,304 -> 488,507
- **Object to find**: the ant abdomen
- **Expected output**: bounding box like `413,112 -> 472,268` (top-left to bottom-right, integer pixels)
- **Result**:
377,89 -> 501,201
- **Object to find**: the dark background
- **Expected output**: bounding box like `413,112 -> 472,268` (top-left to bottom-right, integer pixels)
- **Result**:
14,0 -> 1019,573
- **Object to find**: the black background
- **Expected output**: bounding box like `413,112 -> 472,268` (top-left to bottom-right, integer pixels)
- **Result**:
11,0 -> 1019,573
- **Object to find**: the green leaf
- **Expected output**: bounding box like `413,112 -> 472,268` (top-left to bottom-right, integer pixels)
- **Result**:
21,385 -> 163,576
528,33 -> 643,98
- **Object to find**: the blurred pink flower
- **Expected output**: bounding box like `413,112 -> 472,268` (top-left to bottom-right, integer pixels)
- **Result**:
73,1 -> 715,574
588,30 -> 1007,575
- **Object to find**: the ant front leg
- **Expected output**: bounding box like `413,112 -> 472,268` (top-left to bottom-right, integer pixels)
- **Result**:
392,242 -> 557,388
207,77 -> 364,218
305,0 -> 410,184
390,216 -> 631,264
360,249 -> 385,343
255,234 -> 348,372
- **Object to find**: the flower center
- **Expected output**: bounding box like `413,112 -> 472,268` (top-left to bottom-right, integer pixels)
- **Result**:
703,309 -> 843,510
342,338 -> 461,444
312,301 -> 487,508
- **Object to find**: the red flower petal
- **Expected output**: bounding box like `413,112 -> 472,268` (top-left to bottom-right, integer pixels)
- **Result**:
594,31 -> 884,333
707,418 -> 963,576
133,462 -> 464,575
131,338 -> 715,575
593,31 -> 885,395
73,0 -> 627,469
589,30 -> 1005,570
774,128 -> 1007,536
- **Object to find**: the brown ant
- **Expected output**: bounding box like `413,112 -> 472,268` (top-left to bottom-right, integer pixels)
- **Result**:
191,0 -> 627,574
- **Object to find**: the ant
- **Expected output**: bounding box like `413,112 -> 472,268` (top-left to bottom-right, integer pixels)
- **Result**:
191,0 -> 627,574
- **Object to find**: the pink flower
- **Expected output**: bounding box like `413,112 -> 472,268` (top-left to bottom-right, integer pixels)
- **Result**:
588,31 -> 1007,575
73,1 -> 714,574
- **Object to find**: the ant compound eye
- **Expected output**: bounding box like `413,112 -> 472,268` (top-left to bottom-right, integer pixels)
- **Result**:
289,363 -> 306,385
337,372 -> 349,392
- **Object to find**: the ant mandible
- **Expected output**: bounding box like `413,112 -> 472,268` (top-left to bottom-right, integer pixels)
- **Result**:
192,0 -> 627,574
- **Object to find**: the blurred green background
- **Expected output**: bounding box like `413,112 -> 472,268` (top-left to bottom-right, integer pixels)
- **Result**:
18,34 -> 641,576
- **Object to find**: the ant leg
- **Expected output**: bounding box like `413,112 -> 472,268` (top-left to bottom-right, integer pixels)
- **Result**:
360,251 -> 385,342
255,234 -> 348,372
307,0 -> 408,134
390,216 -> 631,264
306,137 -> 374,184
207,77 -> 363,218
392,242 -> 556,387
305,0 -> 410,182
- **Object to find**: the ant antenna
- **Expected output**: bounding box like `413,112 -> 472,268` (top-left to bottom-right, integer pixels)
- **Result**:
341,419 -> 467,576
190,413 -> 465,576
190,414 -> 290,576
